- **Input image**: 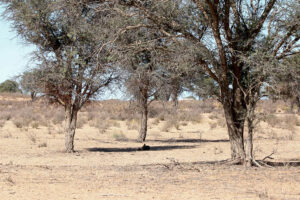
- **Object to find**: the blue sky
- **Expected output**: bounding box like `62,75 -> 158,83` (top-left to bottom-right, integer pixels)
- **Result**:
0,7 -> 36,83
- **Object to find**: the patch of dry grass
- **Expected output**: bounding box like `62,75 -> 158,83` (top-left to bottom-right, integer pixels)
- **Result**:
0,120 -> 5,128
265,114 -> 298,132
126,119 -> 139,130
26,132 -> 37,144
112,131 -> 128,141
38,142 -> 47,148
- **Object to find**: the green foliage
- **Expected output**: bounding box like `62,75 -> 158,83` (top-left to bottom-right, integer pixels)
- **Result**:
19,69 -> 43,98
0,80 -> 21,93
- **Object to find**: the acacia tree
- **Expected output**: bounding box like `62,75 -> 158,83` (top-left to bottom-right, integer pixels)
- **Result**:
117,20 -> 201,143
120,0 -> 300,164
117,21 -> 174,143
19,69 -> 43,101
1,0 -> 118,152
124,50 -> 166,143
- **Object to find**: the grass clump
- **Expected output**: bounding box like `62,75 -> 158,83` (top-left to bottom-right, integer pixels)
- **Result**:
112,131 -> 128,141
38,142 -> 47,148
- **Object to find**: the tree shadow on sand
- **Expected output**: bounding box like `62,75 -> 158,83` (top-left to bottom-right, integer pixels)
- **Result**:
86,145 -> 198,152
148,139 -> 229,143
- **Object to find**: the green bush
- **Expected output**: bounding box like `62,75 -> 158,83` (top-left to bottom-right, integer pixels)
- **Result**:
0,80 -> 22,93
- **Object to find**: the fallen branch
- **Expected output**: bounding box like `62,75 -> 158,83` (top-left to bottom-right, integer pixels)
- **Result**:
262,152 -> 275,161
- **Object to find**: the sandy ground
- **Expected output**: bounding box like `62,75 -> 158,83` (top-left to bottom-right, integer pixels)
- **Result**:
0,112 -> 300,200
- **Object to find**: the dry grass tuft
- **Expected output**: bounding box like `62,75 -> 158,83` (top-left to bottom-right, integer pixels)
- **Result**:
126,119 -> 139,130
5,176 -> 15,185
26,133 -> 37,143
209,122 -> 218,129
89,118 -> 112,134
76,119 -> 86,129
0,120 -> 5,128
265,114 -> 298,132
0,111 -> 12,121
38,142 -> 47,148
112,131 -> 128,141
31,122 -> 39,129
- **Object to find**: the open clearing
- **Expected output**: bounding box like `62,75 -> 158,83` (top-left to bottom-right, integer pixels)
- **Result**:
0,96 -> 300,200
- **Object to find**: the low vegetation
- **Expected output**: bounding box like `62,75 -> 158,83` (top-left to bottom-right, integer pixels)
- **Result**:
1,93 -> 298,141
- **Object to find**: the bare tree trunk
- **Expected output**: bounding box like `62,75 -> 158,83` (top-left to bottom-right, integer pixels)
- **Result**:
138,97 -> 148,142
224,109 -> 246,162
172,95 -> 178,108
171,83 -> 180,108
290,98 -> 295,113
30,91 -> 37,102
245,105 -> 255,167
65,105 -> 78,153
172,90 -> 179,108
223,96 -> 246,163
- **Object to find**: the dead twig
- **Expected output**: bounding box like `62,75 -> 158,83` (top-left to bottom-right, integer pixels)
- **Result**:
262,152 -> 275,161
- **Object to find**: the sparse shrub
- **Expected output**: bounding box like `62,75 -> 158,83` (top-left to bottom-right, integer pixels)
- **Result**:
161,120 -> 176,132
216,117 -> 226,128
265,114 -> 297,132
47,126 -> 53,135
198,100 -> 217,113
0,112 -> 11,121
210,122 -> 217,129
5,176 -> 15,185
286,132 -> 295,140
31,122 -> 39,129
56,126 -> 64,135
87,112 -> 97,121
282,115 -> 298,130
90,118 -> 111,134
174,122 -> 180,130
26,133 -> 36,143
181,122 -> 188,126
208,114 -> 219,120
0,120 -> 5,128
112,131 -> 128,141
110,120 -> 121,128
265,114 -> 280,127
296,119 -> 300,126
178,111 -> 202,123
161,121 -> 171,132
38,142 -> 47,148
152,118 -> 160,126
258,100 -> 278,114
52,111 -> 65,125
13,119 -> 23,128
76,119 -> 86,129
126,119 -> 139,130
158,112 -> 166,121
148,107 -> 159,118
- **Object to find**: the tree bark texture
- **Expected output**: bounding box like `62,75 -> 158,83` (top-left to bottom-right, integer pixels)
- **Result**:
245,105 -> 255,167
138,97 -> 148,142
65,105 -> 78,153
222,90 -> 246,163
